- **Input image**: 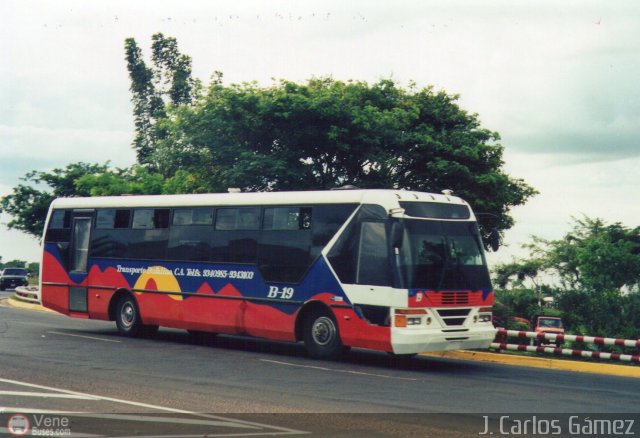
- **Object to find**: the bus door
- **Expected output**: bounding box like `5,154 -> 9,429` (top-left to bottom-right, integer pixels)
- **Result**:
68,210 -> 93,313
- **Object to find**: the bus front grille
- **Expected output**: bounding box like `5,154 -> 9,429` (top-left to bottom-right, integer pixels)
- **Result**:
436,309 -> 471,326
441,291 -> 469,305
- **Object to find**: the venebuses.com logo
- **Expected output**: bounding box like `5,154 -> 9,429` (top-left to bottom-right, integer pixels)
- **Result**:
7,414 -> 30,436
6,413 -> 72,436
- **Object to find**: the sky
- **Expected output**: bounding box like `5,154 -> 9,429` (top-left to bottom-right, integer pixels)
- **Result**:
1,0 -> 639,267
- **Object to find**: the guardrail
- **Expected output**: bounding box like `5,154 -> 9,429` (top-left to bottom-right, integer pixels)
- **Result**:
13,286 -> 41,304
492,329 -> 640,364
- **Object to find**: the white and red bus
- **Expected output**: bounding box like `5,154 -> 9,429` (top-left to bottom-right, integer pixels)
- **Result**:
40,189 -> 495,358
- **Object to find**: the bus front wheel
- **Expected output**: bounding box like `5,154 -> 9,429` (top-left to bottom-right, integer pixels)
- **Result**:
303,310 -> 342,360
115,294 -> 157,337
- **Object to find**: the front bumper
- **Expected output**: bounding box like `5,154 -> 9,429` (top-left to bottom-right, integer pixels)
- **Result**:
391,325 -> 497,354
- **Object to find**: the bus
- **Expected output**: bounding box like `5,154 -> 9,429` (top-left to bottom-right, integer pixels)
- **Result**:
40,189 -> 496,359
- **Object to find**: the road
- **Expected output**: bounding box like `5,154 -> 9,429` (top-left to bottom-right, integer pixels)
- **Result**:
1,301 -> 639,437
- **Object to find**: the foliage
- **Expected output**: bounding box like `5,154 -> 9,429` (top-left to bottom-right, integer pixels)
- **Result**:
0,259 -> 26,269
493,258 -> 544,290
75,166 -> 165,196
497,217 -> 640,294
556,290 -> 640,340
493,289 -> 539,323
125,33 -> 197,167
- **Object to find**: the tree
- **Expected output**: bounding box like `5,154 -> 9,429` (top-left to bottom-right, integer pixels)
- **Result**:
149,77 -> 537,244
125,33 -> 197,167
0,259 -> 27,269
150,33 -> 196,106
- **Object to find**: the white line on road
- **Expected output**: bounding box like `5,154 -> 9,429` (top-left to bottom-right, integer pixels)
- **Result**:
259,359 -> 419,381
0,390 -> 100,400
0,378 -> 308,436
47,331 -> 122,343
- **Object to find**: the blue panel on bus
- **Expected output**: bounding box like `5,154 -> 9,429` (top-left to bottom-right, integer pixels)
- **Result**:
43,242 -> 350,315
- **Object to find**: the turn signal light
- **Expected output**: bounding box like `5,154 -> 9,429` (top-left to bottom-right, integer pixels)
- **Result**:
395,315 -> 407,327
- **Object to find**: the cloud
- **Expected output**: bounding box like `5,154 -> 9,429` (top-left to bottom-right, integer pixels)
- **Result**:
0,124 -> 135,186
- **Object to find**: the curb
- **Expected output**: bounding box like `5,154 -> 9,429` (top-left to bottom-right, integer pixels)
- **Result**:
422,350 -> 640,379
4,296 -> 53,313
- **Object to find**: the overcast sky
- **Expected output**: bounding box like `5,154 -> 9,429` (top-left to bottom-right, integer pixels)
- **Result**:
1,0 -> 639,267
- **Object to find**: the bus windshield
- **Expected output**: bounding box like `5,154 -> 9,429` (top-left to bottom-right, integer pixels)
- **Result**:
397,219 -> 491,290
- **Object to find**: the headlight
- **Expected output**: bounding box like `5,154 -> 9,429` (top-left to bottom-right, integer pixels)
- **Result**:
478,307 -> 492,323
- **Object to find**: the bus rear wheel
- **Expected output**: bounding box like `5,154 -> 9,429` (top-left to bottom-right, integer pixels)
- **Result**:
303,310 -> 342,360
115,294 -> 157,337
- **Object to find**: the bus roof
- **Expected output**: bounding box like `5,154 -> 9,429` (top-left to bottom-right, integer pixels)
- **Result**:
49,189 -> 469,210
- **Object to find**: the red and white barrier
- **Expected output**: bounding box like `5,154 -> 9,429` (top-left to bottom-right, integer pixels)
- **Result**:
492,329 -> 640,364
490,342 -> 640,363
495,328 -> 640,348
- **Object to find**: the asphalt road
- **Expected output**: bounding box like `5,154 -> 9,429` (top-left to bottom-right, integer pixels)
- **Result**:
1,302 -> 639,437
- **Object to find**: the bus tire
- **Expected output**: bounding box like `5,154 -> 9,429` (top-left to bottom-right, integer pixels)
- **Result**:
115,294 -> 143,337
303,309 -> 342,360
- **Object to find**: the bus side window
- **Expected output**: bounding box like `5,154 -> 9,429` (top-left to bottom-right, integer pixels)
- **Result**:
91,209 -> 131,258
128,209 -> 170,260
45,210 -> 72,243
45,209 -> 72,270
356,222 -> 392,286
212,208 -> 259,263
168,208 -> 213,262
327,204 -> 392,286
258,207 -> 313,283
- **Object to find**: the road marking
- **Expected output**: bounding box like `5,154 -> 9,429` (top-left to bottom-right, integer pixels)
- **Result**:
47,331 -> 122,343
0,390 -> 100,400
0,408 -> 87,414
259,359 -> 419,381
0,378 -> 309,436
0,377 -> 206,414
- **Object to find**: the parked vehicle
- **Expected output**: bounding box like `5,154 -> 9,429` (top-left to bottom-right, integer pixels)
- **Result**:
0,268 -> 29,291
532,315 -> 565,347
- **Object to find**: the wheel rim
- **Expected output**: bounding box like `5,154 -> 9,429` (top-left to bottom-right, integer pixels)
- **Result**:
120,301 -> 136,328
312,316 -> 336,346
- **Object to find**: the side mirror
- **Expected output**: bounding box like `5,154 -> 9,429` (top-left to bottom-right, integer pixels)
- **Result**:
390,221 -> 405,249
489,228 -> 500,252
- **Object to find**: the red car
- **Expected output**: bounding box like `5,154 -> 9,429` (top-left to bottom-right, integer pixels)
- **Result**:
533,316 -> 565,347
